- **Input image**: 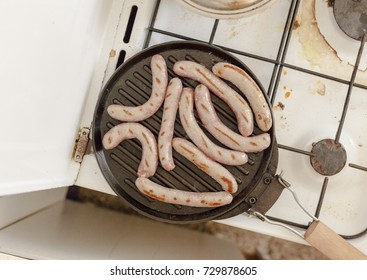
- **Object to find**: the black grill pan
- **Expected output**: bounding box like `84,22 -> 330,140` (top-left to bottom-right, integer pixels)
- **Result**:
92,41 -> 278,223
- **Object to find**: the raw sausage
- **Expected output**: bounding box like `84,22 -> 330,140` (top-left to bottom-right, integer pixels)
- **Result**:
172,137 -> 238,193
103,122 -> 158,178
195,84 -> 271,153
179,87 -> 248,166
135,177 -> 233,207
158,78 -> 183,171
212,62 -> 272,132
107,54 -> 168,122
173,60 -> 254,136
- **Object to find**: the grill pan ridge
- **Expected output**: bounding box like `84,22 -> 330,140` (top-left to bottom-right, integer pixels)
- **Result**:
93,41 -> 277,223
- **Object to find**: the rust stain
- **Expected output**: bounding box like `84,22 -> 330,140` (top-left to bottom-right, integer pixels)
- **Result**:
109,49 -> 116,57
285,91 -> 291,98
293,20 -> 300,30
273,102 -> 285,111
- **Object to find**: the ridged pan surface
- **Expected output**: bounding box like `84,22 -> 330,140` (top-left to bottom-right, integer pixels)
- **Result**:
93,41 -> 276,223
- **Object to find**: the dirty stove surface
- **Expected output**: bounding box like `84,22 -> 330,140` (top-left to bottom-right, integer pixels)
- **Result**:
82,0 -> 367,252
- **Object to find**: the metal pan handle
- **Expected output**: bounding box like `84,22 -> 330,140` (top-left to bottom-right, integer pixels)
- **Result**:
248,175 -> 367,260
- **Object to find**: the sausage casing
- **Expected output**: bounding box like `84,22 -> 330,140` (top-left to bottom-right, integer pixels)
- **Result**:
179,87 -> 248,166
102,122 -> 158,178
173,137 -> 238,193
173,60 -> 254,136
195,84 -> 271,153
158,77 -> 183,171
107,54 -> 168,122
135,177 -> 233,207
212,62 -> 272,132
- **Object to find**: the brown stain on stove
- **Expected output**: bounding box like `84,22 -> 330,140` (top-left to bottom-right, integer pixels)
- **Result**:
273,102 -> 285,111
293,20 -> 300,30
309,80 -> 326,96
296,0 -> 367,83
109,49 -> 116,58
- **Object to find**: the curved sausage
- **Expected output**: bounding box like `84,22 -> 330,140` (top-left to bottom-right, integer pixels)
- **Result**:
173,60 -> 253,136
135,177 -> 233,207
107,54 -> 168,122
158,78 -> 183,171
212,62 -> 272,132
172,137 -> 238,193
179,87 -> 248,166
195,84 -> 271,153
102,123 -> 158,178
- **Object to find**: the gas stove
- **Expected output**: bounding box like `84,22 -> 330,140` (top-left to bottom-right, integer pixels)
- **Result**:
2,0 -> 366,254
75,0 -> 367,251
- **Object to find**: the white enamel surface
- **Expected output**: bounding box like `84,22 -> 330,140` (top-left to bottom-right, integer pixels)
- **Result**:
0,0 -> 113,194
213,0 -> 291,60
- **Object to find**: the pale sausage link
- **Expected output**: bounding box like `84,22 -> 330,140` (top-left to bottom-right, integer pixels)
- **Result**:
179,87 -> 248,166
195,84 -> 271,153
173,60 -> 254,136
158,78 -> 183,171
172,137 -> 238,193
103,123 -> 158,178
212,62 -> 272,132
135,177 -> 233,207
107,54 -> 168,122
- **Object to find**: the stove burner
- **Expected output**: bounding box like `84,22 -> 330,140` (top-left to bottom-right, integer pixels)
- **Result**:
333,0 -> 367,40
310,139 -> 347,176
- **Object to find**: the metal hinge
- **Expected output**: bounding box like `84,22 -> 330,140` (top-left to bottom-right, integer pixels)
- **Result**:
73,127 -> 90,163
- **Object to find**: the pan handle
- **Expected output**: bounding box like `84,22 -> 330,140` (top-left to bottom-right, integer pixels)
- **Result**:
305,220 -> 367,260
248,175 -> 367,260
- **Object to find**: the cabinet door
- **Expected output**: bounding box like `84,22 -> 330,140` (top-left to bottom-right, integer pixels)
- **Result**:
0,0 -> 113,195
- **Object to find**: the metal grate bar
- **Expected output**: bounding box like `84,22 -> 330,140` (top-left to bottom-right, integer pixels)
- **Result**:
314,177 -> 329,218
268,0 -> 301,103
335,33 -> 367,143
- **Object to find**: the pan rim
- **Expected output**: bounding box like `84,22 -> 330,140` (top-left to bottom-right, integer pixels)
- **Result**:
92,40 -> 277,223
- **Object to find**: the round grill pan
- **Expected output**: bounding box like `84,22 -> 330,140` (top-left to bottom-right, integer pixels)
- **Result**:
92,41 -> 277,223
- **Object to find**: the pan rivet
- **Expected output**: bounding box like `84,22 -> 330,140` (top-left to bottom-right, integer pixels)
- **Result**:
249,197 -> 257,204
264,177 -> 272,185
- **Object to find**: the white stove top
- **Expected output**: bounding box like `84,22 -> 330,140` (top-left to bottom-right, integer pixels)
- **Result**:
4,0 -> 365,253
78,0 -> 367,251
